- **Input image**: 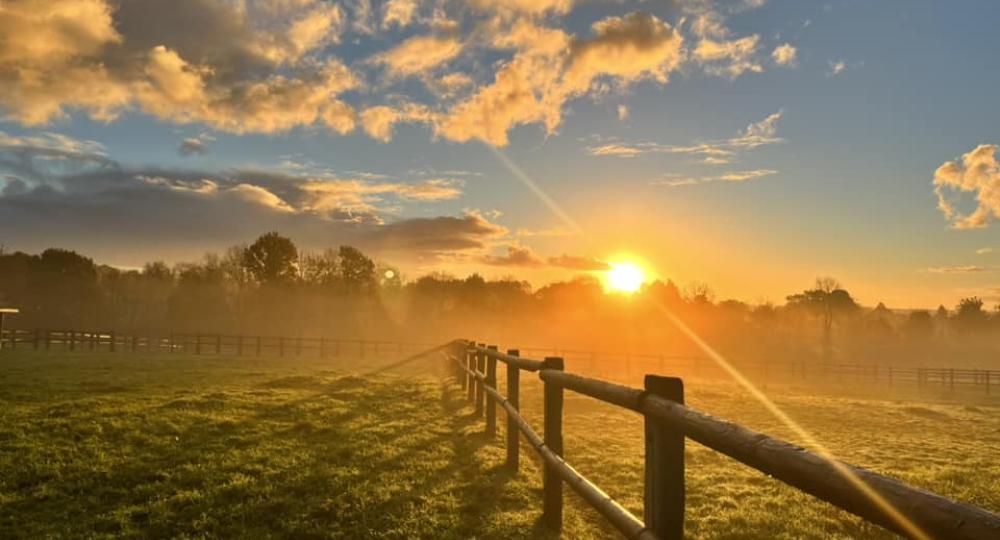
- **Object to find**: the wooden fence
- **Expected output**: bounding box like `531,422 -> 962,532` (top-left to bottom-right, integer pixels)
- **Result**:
0,328 -> 432,359
0,328 -> 996,395
517,346 -> 998,395
445,340 -> 1000,540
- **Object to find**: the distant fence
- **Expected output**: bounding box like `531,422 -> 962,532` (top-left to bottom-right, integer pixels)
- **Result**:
517,346 -> 998,395
444,340 -> 1000,540
0,328 -> 433,359
0,328 -> 995,394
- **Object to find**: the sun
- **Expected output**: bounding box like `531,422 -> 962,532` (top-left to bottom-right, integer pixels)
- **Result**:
606,261 -> 646,294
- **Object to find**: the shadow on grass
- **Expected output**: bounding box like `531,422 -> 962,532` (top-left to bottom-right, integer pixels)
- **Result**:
1,364 -> 555,539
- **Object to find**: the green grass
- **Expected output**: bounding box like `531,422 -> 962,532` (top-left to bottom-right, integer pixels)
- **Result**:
1,351 -> 998,539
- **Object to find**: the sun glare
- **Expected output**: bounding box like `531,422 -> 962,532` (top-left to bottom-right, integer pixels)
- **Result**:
607,262 -> 645,293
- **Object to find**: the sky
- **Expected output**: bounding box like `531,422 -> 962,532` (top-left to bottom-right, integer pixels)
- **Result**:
1,0 -> 999,309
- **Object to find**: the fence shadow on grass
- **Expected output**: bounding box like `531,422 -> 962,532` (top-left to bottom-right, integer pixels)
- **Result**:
0,351 -> 554,539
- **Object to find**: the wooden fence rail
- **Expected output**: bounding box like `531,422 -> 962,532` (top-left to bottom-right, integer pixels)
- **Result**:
0,328 -> 435,359
519,347 -> 998,395
445,339 -> 1000,540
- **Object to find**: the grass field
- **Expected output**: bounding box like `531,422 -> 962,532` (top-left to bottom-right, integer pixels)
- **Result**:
1,350 -> 998,539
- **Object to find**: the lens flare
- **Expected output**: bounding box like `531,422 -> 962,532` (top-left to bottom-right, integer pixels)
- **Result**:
486,145 -> 927,539
650,300 -> 931,540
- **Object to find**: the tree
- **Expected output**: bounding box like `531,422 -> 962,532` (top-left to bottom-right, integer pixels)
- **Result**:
786,277 -> 859,359
954,297 -> 987,334
29,248 -> 101,328
300,249 -> 340,287
338,246 -> 376,294
242,232 -> 298,285
903,310 -> 933,340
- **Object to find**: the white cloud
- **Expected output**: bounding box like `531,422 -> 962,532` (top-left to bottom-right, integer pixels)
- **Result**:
933,144 -> 1000,229
976,247 -> 993,255
617,105 -> 629,121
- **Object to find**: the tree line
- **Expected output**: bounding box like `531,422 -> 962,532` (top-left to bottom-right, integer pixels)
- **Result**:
1,232 -> 998,367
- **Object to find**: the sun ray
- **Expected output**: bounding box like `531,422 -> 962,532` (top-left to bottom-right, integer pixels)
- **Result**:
649,299 -> 932,540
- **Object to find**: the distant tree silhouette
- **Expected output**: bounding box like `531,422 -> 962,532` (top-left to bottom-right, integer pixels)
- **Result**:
954,297 -> 988,334
298,249 -> 337,290
242,232 -> 298,285
786,277 -> 859,360
30,249 -> 101,328
338,246 -> 376,295
903,310 -> 933,340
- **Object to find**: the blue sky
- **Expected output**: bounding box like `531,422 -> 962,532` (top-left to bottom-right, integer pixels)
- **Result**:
1,0 -> 999,307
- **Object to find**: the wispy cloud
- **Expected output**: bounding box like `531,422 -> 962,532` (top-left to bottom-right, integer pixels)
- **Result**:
516,226 -> 576,238
827,59 -> 847,76
977,247 -> 994,255
480,245 -> 544,267
586,110 -> 784,161
479,245 -> 610,271
924,265 -> 988,274
177,133 -> 215,157
650,169 -> 778,187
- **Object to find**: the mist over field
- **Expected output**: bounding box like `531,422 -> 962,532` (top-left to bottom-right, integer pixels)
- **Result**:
4,237 -> 1000,373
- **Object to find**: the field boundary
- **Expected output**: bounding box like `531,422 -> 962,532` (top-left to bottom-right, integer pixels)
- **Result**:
446,340 -> 1000,540
0,328 -> 434,359
1,328 -> 995,395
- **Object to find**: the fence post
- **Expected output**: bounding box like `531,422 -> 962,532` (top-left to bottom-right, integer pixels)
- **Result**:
986,371 -> 991,395
475,344 -> 486,417
109,331 -> 116,352
466,346 -> 476,402
236,335 -> 243,356
458,341 -> 468,391
486,345 -> 498,437
131,334 -> 138,353
949,368 -> 954,390
45,330 -> 51,350
644,375 -> 685,540
542,356 -> 565,532
279,337 -> 285,357
296,337 -> 302,356
506,349 -> 521,472
320,338 -> 327,359
255,336 -> 262,357
215,335 -> 221,355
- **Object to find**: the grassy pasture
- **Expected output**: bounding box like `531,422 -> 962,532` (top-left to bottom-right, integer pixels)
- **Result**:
1,351 -> 998,539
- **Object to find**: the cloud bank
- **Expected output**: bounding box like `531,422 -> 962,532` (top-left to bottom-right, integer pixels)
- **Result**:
0,0 -> 778,147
